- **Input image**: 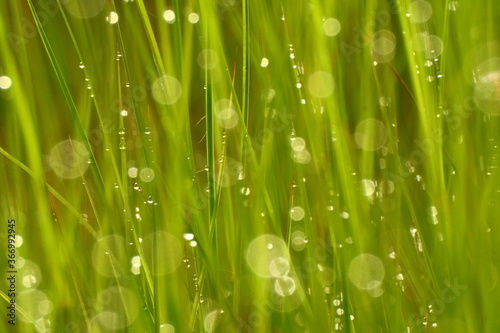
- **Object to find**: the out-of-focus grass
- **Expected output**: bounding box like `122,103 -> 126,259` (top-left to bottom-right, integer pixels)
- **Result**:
1,0 -> 500,332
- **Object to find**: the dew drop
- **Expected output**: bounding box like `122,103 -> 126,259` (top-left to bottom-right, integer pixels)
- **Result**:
274,276 -> 296,296
427,206 -> 438,216
246,234 -> 289,278
308,71 -> 334,98
106,11 -> 119,24
448,1 -> 458,11
183,233 -> 194,240
290,206 -> 305,221
290,137 -> 306,151
354,119 -> 387,151
261,57 -> 269,68
140,168 -> 155,182
0,75 -> 12,89
163,10 -> 175,23
240,187 -> 251,195
348,253 -> 385,290
409,0 -> 433,23
188,12 -> 199,24
323,18 -> 341,36
360,179 -> 376,196
152,75 -> 182,105
269,257 -> 290,277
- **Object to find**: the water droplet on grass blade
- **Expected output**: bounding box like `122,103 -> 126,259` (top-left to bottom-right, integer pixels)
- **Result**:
160,324 -> 175,333
204,310 -> 222,333
290,137 -> 306,151
49,140 -> 90,179
270,281 -> 304,312
379,96 -> 390,107
290,206 -> 305,221
412,34 -> 443,58
131,256 -> 141,267
427,206 -> 438,216
93,287 -> 139,329
409,0 -> 433,23
198,49 -> 219,70
474,58 -> 500,115
410,227 -> 424,252
360,179 -> 376,196
240,187 -> 251,195
275,276 -> 296,296
92,235 -> 127,277
293,150 -> 311,164
152,75 -> 182,105
188,12 -> 199,24
64,0 -> 105,19
323,18 -> 341,36
140,167 -> 155,182
142,232 -> 183,275
17,290 -> 51,322
18,260 -> 41,289
14,235 -> 23,247
215,98 -> 238,129
0,76 -> 12,89
354,119 -> 388,151
291,230 -> 307,251
307,71 -> 334,98
106,11 -> 119,24
348,253 -> 385,290
269,257 -> 290,277
372,30 -> 396,62
372,30 -> 396,55
128,167 -> 138,178
246,234 -> 289,278
163,10 -> 175,23
379,180 -> 395,194
183,233 -> 194,240
367,285 -> 385,297
217,108 -> 239,129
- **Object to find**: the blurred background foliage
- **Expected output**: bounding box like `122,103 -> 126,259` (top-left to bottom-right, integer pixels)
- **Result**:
1,0 -> 500,332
